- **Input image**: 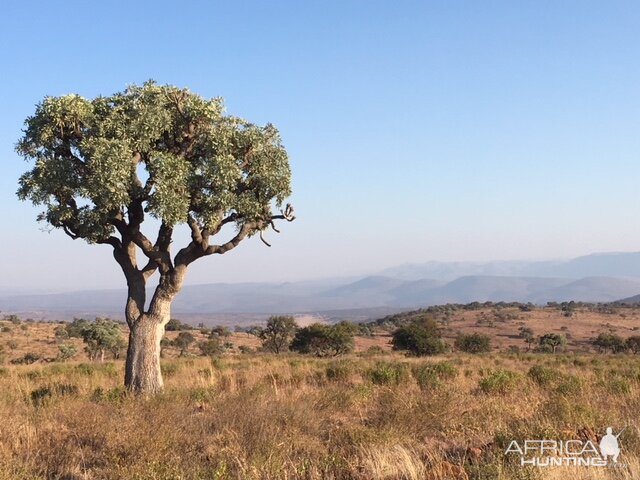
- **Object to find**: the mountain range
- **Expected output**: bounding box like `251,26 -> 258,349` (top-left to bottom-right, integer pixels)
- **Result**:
2,252 -> 640,323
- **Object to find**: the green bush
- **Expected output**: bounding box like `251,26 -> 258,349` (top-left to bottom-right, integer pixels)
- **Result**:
367,362 -> 409,385
479,369 -> 520,394
391,317 -> 447,356
198,338 -> 225,357
56,344 -> 78,361
455,333 -> 492,353
290,322 -> 355,357
528,365 -> 560,386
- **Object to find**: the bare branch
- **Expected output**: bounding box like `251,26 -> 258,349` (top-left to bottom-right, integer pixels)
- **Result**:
97,236 -> 122,249
259,230 -> 272,247
205,222 -> 258,255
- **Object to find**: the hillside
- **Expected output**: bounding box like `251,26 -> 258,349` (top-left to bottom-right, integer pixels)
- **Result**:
3,303 -> 640,364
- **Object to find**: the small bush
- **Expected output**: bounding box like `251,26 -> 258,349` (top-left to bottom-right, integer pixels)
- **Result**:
199,338 -> 225,357
161,362 -> 181,378
11,352 -> 41,365
364,345 -> 385,355
56,344 -> 78,361
528,365 -> 560,386
556,375 -> 582,395
326,360 -> 355,382
479,369 -> 520,394
31,383 -> 79,406
367,362 -> 409,386
91,386 -> 127,404
412,361 -> 458,390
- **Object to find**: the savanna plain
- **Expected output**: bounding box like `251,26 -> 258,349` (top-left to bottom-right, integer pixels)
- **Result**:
0,304 -> 639,480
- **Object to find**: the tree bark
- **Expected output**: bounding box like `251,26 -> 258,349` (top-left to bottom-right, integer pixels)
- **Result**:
123,269 -> 185,394
125,313 -> 167,394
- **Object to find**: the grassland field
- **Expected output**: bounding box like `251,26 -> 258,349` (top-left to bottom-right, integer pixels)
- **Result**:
0,306 -> 639,479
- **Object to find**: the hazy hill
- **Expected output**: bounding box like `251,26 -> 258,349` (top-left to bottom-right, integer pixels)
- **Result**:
3,252 -> 640,321
379,252 -> 640,280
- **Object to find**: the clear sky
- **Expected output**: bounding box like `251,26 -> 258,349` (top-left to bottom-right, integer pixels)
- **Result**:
1,1 -> 640,291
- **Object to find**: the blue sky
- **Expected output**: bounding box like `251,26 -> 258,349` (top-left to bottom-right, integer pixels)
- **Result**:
1,1 -> 640,290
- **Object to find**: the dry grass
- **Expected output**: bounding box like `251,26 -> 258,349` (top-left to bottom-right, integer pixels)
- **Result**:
0,350 -> 638,479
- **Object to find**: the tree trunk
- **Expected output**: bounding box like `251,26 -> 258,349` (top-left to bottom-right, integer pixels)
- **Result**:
125,313 -> 168,394
123,268 -> 185,395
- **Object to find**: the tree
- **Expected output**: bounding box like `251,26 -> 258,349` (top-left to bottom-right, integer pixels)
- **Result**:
518,326 -> 535,351
209,325 -> 232,338
165,318 -> 192,331
259,315 -> 297,353
391,317 -> 447,356
592,333 -> 626,354
626,336 -> 640,354
454,333 -> 492,353
172,331 -> 196,356
16,82 -> 294,394
57,344 -> 78,361
80,318 -> 124,362
290,322 -> 355,357
198,338 -> 226,357
537,333 -> 567,354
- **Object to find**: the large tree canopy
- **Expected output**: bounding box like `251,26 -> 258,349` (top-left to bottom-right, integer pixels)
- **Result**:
16,82 -> 295,393
17,81 -> 293,262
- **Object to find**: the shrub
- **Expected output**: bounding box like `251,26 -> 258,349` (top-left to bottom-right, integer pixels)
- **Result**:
592,333 -> 626,353
290,322 -> 355,357
412,361 -> 458,390
91,386 -> 127,404
165,318 -> 193,331
479,369 -> 520,394
79,318 -> 125,361
391,317 -> 447,356
556,375 -> 582,395
172,331 -> 196,356
11,352 -> 41,365
455,333 -> 492,353
259,316 -> 297,353
626,336 -> 640,354
31,383 -> 79,406
56,344 -> 78,361
528,365 -> 560,386
161,362 -> 181,378
198,338 -> 225,357
4,315 -> 21,325
209,325 -> 232,337
326,360 -> 355,382
364,345 -> 385,355
537,333 -> 567,353
367,362 -> 409,385
238,345 -> 255,354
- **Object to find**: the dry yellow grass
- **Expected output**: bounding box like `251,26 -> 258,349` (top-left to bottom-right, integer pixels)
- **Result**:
0,350 -> 638,479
